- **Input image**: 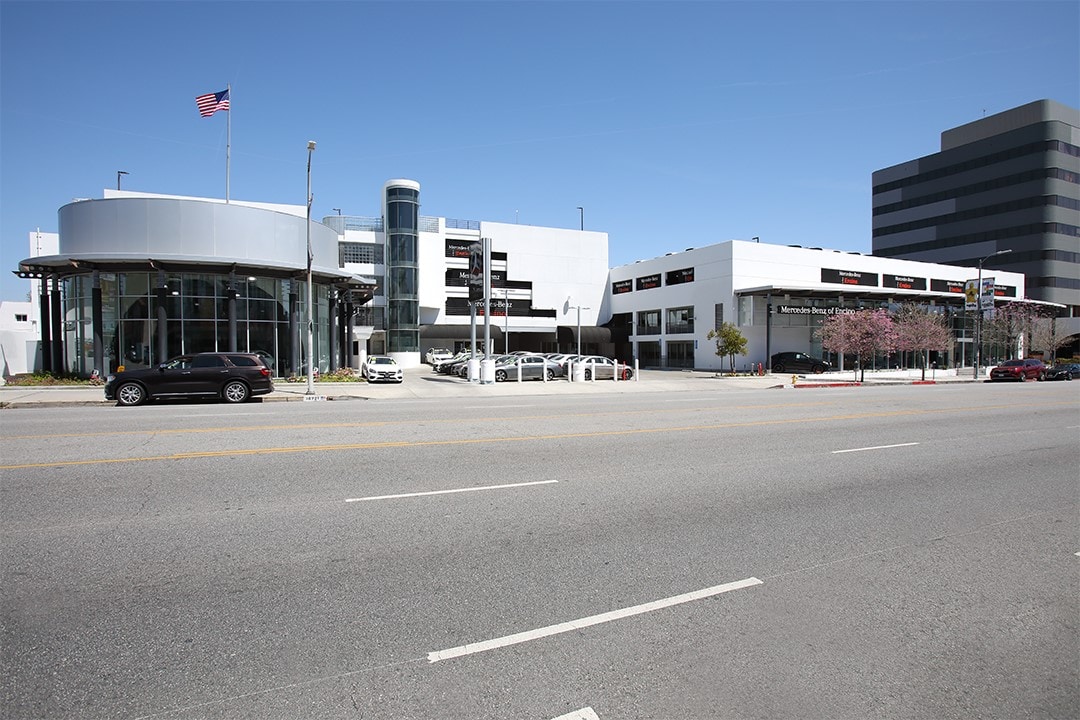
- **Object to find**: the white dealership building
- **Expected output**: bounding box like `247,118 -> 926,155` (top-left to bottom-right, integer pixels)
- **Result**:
6,180 -> 1030,378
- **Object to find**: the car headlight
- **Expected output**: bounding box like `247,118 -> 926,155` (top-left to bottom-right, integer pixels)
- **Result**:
106,375 -> 116,382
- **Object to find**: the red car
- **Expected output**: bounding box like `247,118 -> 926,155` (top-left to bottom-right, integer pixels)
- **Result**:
988,358 -> 1047,382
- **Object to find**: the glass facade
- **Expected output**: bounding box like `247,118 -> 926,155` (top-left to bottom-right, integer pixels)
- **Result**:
385,184 -> 420,353
61,271 -> 331,378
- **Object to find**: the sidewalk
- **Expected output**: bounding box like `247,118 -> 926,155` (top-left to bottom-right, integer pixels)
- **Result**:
0,367 -> 972,409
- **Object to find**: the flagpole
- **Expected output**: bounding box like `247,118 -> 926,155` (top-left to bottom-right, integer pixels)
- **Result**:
226,84 -> 231,203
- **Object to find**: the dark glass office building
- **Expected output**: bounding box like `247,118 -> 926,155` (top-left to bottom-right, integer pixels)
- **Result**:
871,99 -> 1080,348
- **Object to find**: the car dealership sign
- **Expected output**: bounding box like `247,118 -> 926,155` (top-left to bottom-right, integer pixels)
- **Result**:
775,305 -> 857,316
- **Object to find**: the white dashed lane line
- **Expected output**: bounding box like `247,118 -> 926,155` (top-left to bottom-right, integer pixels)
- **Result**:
345,479 -> 558,503
832,442 -> 919,454
427,577 -> 763,663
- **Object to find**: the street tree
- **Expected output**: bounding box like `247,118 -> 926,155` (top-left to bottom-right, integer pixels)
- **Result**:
706,322 -> 749,375
894,305 -> 952,380
819,309 -> 897,381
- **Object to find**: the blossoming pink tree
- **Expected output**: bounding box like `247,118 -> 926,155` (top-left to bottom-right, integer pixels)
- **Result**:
819,309 -> 898,381
894,305 -> 952,380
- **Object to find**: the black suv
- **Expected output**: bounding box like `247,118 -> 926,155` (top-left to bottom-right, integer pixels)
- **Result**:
770,351 -> 831,374
105,352 -> 274,406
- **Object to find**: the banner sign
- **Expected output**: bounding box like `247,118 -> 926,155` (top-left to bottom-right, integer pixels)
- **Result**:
445,297 -> 556,318
992,284 -> 1016,297
821,268 -> 879,286
980,276 -> 995,310
931,279 -> 966,294
964,280 -> 979,310
882,274 -> 926,291
445,239 -> 473,258
775,305 -> 857,316
666,267 -> 695,286
468,241 -> 484,301
612,279 -> 633,295
636,273 -> 661,290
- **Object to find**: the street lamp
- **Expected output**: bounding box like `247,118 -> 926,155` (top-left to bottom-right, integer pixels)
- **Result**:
305,140 -> 316,395
333,208 -> 341,215
973,248 -> 1012,381
568,298 -> 591,357
117,170 -> 128,190
577,206 -> 584,231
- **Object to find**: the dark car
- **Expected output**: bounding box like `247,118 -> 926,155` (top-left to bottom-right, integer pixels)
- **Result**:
105,352 -> 274,406
1043,363 -> 1080,381
770,351 -> 831,374
988,358 -> 1047,382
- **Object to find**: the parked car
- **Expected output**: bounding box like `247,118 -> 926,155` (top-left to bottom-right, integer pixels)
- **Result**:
425,347 -> 453,365
434,351 -> 470,374
770,352 -> 831,374
988,358 -> 1047,382
1044,363 -> 1080,381
362,355 -> 403,383
493,355 -> 564,382
573,355 -> 635,380
104,352 -> 274,406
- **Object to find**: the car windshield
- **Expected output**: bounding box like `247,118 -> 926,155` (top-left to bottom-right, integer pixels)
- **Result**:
1001,360 -> 1024,366
372,357 -> 395,365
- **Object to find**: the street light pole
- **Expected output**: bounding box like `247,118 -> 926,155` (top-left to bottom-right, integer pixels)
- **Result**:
117,170 -> 128,190
305,140 -> 317,395
973,248 -> 1012,381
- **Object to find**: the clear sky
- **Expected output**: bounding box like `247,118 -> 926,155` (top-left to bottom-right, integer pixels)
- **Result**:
1,0 -> 1077,302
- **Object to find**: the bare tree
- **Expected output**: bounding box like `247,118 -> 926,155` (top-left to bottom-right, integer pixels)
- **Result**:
819,309 -> 897,382
894,305 -> 952,380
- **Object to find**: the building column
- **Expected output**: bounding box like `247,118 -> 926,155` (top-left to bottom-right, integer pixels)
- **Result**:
39,276 -> 52,373
344,299 -> 355,369
289,286 -> 299,376
227,270 -> 238,352
328,290 -> 339,372
764,292 -> 772,373
92,270 -> 104,376
50,275 -> 64,374
156,270 -> 168,363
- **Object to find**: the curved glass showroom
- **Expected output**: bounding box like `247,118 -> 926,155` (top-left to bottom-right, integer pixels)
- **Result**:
18,196 -> 373,377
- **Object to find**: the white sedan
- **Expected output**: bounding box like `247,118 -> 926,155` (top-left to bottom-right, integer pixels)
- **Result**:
362,356 -> 403,383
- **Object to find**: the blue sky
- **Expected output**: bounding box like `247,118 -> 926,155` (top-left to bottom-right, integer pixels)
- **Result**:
2,1 -> 1077,302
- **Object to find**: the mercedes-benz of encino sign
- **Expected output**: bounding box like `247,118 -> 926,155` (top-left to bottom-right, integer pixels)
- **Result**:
6,183 -> 1032,378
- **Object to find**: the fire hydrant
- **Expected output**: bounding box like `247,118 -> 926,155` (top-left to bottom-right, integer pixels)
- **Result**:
792,374 -> 798,385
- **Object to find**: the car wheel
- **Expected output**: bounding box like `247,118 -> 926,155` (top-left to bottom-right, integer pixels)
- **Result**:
772,363 -> 785,372
811,364 -> 824,374
116,382 -> 146,407
1037,372 -> 1045,381
222,380 -> 250,403
546,369 -> 555,381
1016,374 -> 1025,382
1066,374 -> 1073,381
584,369 -> 592,381
622,368 -> 633,380
495,370 -> 507,382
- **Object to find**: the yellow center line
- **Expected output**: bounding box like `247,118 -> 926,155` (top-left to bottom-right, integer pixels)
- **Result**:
2,401 -> 1074,470
1,400 -> 837,440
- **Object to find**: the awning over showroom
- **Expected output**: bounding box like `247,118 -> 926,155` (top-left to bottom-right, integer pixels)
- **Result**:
557,325 -> 612,345
735,283 -> 961,304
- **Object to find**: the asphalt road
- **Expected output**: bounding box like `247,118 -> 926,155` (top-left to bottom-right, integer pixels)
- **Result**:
2,382 -> 1078,719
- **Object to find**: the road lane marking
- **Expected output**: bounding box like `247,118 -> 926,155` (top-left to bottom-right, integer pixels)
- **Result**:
426,577 -> 763,663
552,709 -> 600,720
4,400 -> 1075,469
832,442 -> 919,454
345,480 -> 557,502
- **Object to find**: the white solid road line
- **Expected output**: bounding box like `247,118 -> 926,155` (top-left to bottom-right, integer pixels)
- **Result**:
345,479 -> 558,503
552,708 -> 600,720
427,577 -> 763,663
832,442 -> 919,454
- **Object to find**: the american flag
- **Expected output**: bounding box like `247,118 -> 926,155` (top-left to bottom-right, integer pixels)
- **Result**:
195,89 -> 230,117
